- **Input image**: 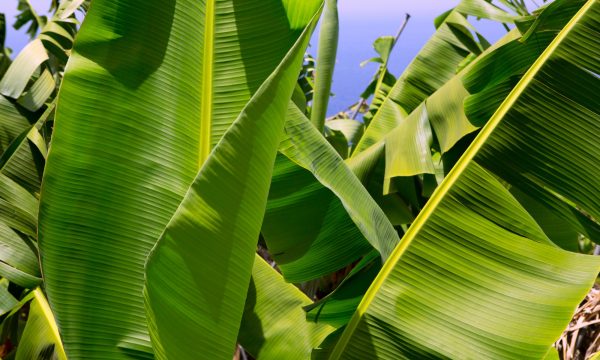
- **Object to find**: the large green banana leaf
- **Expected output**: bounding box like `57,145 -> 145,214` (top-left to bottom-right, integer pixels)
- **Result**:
262,100 -> 404,282
329,1 -> 600,358
279,103 -> 399,273
381,27 -> 556,192
260,0 -> 523,284
238,255 -> 335,358
273,0 -> 597,334
353,0 -> 585,199
263,152 -> 376,281
261,3 -> 522,283
377,0 -> 600,247
143,13 -> 320,358
353,0 -> 515,154
38,0 -> 321,357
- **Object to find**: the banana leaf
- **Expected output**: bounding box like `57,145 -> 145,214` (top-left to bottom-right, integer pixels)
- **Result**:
39,0 -> 322,357
143,11 -> 320,358
353,0 -> 515,154
238,255 -> 335,358
329,1 -> 600,358
262,103 -> 400,282
311,0 -> 338,131
15,289 -> 66,360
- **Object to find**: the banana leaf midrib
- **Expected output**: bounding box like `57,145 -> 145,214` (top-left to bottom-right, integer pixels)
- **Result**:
199,0 -> 215,167
328,0 -> 597,357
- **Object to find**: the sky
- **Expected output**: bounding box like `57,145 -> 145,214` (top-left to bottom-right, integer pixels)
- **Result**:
2,0 -> 51,53
317,0 -> 509,114
1,0 -> 510,115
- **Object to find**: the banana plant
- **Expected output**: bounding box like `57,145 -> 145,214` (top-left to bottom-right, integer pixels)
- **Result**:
262,1 -> 600,358
260,0 -> 523,285
0,0 -> 81,199
37,0 -> 323,358
0,0 -> 598,359
0,2 -> 80,356
311,0 -> 338,132
327,1 -> 600,358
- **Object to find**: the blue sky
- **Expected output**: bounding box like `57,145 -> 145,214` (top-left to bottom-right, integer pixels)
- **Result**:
1,0 -> 510,115
319,1 -> 508,114
2,0 -> 50,53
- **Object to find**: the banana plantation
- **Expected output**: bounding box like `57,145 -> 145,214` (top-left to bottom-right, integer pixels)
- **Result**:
0,0 -> 598,358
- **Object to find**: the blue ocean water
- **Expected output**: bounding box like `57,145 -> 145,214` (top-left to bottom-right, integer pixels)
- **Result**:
1,0 -> 510,116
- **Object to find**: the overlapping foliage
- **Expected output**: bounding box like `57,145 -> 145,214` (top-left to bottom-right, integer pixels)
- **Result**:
0,0 -> 598,359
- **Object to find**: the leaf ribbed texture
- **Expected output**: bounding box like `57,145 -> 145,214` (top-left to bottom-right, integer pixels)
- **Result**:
143,13 -> 320,358
310,0 -> 338,131
331,1 -> 600,358
15,289 -> 66,360
263,103 -> 399,282
39,0 -> 322,357
238,255 -> 335,359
